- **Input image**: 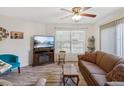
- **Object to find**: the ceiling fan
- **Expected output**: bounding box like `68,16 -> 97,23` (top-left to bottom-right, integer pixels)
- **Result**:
60,7 -> 96,22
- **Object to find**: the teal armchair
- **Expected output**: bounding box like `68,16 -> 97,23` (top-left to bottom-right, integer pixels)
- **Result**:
0,54 -> 20,73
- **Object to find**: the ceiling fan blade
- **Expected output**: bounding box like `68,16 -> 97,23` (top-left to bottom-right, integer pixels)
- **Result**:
60,14 -> 73,19
60,8 -> 73,13
83,7 -> 92,11
80,13 -> 96,18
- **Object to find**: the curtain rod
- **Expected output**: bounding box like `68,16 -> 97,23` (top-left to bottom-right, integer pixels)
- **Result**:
100,17 -> 124,27
54,27 -> 88,30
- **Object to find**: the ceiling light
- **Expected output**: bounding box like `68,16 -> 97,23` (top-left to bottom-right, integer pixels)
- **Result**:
72,14 -> 82,22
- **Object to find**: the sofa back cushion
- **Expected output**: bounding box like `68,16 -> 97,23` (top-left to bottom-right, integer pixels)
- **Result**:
106,63 -> 124,82
96,51 -> 106,65
99,53 -> 121,72
78,55 -> 87,61
0,55 -> 17,63
84,52 -> 97,64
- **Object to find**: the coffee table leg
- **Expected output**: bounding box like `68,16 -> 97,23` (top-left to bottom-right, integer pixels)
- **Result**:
77,76 -> 79,85
70,76 -> 79,86
63,76 -> 65,86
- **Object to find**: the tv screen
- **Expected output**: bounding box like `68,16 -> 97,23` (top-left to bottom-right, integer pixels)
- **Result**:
34,36 -> 54,48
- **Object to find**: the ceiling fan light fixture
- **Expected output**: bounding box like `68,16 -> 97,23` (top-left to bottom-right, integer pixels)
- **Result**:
72,14 -> 82,22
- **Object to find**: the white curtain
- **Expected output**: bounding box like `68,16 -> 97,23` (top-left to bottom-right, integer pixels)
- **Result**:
100,22 -> 116,55
55,31 -> 85,54
71,31 -> 85,53
55,31 -> 71,53
116,18 -> 124,57
101,18 -> 124,58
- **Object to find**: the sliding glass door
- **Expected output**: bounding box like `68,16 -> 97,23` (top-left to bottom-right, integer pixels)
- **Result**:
71,31 -> 85,53
55,31 -> 85,54
55,31 -> 70,53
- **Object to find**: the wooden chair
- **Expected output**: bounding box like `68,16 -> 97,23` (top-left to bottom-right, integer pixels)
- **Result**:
58,51 -> 66,65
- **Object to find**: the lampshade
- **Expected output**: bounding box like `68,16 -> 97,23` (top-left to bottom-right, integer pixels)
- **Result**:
72,14 -> 82,22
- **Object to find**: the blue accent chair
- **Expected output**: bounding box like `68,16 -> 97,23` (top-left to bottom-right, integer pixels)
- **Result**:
0,54 -> 20,73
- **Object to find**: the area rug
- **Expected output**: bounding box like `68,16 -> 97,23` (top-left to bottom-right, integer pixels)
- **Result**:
0,63 -> 87,86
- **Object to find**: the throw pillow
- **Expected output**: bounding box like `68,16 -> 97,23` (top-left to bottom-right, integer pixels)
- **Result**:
78,55 -> 87,61
84,52 -> 97,63
106,63 -> 124,82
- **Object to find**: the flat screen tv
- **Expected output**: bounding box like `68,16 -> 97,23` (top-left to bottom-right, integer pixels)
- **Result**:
33,36 -> 54,48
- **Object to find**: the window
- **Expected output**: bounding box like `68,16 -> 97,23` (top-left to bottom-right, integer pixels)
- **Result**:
100,18 -> 124,58
116,19 -> 124,58
101,22 -> 116,55
55,31 -> 85,54
55,31 -> 70,53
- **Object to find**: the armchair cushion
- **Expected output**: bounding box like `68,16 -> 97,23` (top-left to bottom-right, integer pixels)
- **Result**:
0,55 -> 18,62
0,54 -> 20,70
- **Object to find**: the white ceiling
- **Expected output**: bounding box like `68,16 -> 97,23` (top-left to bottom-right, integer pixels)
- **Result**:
0,7 -> 123,24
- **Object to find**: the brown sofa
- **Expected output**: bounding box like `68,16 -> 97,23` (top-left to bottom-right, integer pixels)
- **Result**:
78,51 -> 124,86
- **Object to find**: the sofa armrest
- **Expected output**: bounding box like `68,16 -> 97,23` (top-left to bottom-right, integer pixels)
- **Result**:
78,54 -> 85,61
15,56 -> 19,63
105,82 -> 124,86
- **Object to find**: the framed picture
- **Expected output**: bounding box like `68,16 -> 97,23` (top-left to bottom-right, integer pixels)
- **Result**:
10,31 -> 24,39
0,27 -> 9,41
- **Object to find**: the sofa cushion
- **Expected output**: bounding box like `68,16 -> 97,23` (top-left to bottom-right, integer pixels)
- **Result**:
106,63 -> 124,82
80,60 -> 95,65
84,52 -> 97,64
81,61 -> 106,75
96,51 -> 106,65
99,54 -> 121,72
91,74 -> 107,86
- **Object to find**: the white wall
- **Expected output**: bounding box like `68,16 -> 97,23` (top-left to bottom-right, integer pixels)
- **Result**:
0,15 -> 45,67
0,15 -> 98,65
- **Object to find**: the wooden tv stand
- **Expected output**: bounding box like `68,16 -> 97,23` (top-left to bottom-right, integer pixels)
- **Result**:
32,47 -> 54,66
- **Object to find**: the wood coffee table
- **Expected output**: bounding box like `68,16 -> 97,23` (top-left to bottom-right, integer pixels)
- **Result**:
62,63 -> 79,86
